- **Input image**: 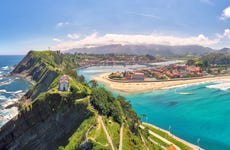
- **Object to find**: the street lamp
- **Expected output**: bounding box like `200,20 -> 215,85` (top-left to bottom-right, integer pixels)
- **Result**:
197,138 -> 200,150
169,125 -> 171,134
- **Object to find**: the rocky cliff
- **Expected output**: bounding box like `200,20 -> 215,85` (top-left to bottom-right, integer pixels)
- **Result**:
0,93 -> 93,150
0,51 -> 92,150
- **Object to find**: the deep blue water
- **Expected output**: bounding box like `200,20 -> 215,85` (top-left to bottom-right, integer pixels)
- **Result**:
0,56 -> 31,127
78,65 -> 230,150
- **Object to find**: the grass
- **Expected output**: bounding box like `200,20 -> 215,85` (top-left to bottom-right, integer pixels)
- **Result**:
143,124 -> 193,150
122,125 -> 146,150
104,117 -> 120,149
148,134 -> 169,148
139,130 -> 163,150
62,116 -> 96,150
88,118 -> 108,147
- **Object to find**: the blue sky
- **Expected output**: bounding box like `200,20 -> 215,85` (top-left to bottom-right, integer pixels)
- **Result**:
0,0 -> 230,54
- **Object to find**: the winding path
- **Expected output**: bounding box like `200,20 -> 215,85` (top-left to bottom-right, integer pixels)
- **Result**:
140,125 -> 181,150
98,115 -> 115,150
118,123 -> 124,150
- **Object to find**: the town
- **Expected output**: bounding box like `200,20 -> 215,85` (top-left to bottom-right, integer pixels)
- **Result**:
108,63 -> 230,81
76,53 -> 162,68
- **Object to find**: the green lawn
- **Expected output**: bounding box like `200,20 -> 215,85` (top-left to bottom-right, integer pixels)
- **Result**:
88,120 -> 108,146
104,117 -> 120,149
122,126 -> 146,150
142,123 -> 193,150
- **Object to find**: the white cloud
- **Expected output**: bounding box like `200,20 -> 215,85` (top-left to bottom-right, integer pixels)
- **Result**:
224,29 -> 230,39
220,6 -> 230,20
56,22 -> 70,27
126,11 -> 162,20
200,0 -> 213,5
52,38 -> 62,42
67,33 -> 80,39
51,32 -> 219,50
216,29 -> 230,39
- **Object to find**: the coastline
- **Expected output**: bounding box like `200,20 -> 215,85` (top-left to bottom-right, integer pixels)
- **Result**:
142,122 -> 203,150
11,72 -> 36,85
93,73 -> 230,94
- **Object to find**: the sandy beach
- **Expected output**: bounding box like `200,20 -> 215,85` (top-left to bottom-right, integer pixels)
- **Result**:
93,73 -> 230,94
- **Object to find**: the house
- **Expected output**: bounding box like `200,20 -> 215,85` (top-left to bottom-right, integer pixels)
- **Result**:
59,75 -> 69,91
133,72 -> 145,80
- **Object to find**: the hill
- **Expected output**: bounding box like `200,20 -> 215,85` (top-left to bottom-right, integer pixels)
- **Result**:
66,44 -> 215,56
0,51 -> 196,150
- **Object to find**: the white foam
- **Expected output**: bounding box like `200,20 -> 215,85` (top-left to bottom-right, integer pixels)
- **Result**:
0,89 -> 23,94
0,99 -> 17,108
162,81 -> 209,90
206,82 -> 230,91
0,90 -> 7,93
0,95 -> 7,100
1,66 -> 9,70
0,79 -> 14,86
0,107 -> 18,126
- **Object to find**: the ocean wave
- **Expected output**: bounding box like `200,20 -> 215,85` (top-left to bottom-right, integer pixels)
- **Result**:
1,66 -> 10,70
206,82 -> 230,91
162,81 -> 209,90
0,89 -> 23,94
0,107 -> 18,127
0,98 -> 18,108
0,95 -> 7,100
0,79 -> 14,86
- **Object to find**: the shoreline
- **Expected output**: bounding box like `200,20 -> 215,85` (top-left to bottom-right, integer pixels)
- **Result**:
11,72 -> 36,85
142,122 -> 203,150
93,73 -> 230,94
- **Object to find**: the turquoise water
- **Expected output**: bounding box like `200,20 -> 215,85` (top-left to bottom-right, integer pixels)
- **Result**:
0,56 -> 32,127
78,65 -> 230,150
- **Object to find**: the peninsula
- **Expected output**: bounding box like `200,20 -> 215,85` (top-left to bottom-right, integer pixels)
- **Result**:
0,51 -> 201,150
96,53 -> 230,94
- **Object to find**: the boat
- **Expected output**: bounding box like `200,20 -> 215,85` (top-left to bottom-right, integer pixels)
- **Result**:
178,92 -> 193,95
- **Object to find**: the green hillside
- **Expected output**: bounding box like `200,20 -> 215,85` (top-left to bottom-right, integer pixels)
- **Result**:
0,51 -> 194,150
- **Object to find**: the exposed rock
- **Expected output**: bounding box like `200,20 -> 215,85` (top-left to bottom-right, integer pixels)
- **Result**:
0,93 -> 93,150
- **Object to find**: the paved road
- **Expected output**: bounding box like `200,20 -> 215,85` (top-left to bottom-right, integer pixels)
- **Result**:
142,123 -> 203,150
140,125 -> 181,150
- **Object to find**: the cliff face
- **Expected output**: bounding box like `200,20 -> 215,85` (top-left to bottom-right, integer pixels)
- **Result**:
0,51 -> 92,150
0,93 -> 93,150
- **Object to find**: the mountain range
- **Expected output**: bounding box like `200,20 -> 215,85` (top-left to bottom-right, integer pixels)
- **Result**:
65,44 -> 230,56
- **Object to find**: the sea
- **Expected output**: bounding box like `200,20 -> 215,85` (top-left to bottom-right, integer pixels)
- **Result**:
0,56 -> 31,127
1,56 -> 230,149
78,65 -> 230,150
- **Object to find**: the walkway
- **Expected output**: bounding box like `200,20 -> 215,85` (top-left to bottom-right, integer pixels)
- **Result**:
142,123 -> 203,150
140,125 -> 181,150
118,123 -> 124,150
98,115 -> 115,150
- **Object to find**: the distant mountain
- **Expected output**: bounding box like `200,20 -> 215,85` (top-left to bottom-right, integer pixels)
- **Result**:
65,44 -> 215,56
218,48 -> 230,54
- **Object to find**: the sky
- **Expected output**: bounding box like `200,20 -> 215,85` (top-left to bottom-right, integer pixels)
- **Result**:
0,0 -> 230,54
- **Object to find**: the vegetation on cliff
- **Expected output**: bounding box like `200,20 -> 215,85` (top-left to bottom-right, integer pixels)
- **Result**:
0,51 -> 195,150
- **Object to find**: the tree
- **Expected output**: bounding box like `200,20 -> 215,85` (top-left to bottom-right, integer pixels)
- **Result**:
78,75 -> 85,83
186,59 -> 195,66
145,54 -> 156,60
89,80 -> 98,88
90,88 -> 110,115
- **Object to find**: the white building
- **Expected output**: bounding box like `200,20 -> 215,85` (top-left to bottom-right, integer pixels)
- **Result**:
59,75 -> 69,91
